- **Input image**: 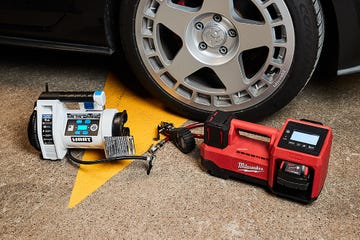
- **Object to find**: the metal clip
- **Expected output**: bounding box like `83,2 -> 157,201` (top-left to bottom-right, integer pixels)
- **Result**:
147,139 -> 167,155
154,122 -> 174,140
146,154 -> 155,175
144,138 -> 168,175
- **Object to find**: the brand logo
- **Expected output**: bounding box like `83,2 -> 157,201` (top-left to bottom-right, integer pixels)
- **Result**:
238,162 -> 264,173
71,137 -> 92,143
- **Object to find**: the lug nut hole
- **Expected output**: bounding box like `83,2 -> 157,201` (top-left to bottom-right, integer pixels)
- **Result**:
219,46 -> 228,55
199,42 -> 208,50
195,22 -> 204,30
228,29 -> 237,38
213,14 -> 222,22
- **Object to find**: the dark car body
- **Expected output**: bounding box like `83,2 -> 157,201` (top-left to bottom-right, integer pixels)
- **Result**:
0,0 -> 359,74
0,0 -> 110,53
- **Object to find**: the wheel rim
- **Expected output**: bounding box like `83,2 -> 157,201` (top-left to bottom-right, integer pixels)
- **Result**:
135,0 -> 295,111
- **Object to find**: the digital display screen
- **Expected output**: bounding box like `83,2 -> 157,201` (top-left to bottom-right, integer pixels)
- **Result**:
77,125 -> 88,131
290,131 -> 320,145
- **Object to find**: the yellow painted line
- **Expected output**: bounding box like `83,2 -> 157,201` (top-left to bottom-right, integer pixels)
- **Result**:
68,73 -> 186,208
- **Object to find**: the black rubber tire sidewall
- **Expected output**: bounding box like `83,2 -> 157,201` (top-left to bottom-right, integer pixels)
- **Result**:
118,0 -> 322,121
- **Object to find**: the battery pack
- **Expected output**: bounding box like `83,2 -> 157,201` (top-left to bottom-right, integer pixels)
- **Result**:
204,111 -> 234,149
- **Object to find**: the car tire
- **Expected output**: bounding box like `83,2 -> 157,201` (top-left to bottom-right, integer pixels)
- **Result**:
119,0 -> 324,121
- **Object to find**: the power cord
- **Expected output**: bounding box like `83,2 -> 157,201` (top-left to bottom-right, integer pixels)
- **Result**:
66,150 -> 154,175
155,122 -> 204,153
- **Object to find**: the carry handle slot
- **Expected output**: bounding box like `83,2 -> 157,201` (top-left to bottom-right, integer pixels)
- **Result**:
229,119 -> 279,148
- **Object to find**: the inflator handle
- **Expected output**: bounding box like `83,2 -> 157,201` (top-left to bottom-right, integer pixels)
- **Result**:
229,119 -> 279,147
38,91 -> 95,102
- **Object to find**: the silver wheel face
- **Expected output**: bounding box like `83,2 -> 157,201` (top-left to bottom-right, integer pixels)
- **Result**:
135,0 -> 295,111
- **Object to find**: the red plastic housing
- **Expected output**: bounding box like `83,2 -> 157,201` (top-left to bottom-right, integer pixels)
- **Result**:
200,114 -> 332,203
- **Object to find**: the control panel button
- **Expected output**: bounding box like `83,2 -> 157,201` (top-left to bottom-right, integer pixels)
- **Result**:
90,124 -> 98,132
67,125 -> 74,132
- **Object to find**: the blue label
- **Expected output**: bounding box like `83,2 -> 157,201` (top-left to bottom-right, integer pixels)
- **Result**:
42,114 -> 52,119
84,102 -> 94,109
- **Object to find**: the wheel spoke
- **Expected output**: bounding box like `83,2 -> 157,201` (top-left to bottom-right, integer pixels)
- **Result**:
166,47 -> 204,83
199,0 -> 234,16
155,2 -> 195,37
235,21 -> 272,52
211,56 -> 248,92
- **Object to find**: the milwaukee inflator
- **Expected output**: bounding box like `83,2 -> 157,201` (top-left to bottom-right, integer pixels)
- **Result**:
200,111 -> 333,203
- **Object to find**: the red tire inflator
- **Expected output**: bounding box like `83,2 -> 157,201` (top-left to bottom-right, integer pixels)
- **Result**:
200,111 -> 333,203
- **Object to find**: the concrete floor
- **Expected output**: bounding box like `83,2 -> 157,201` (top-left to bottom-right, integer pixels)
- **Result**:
0,46 -> 359,239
